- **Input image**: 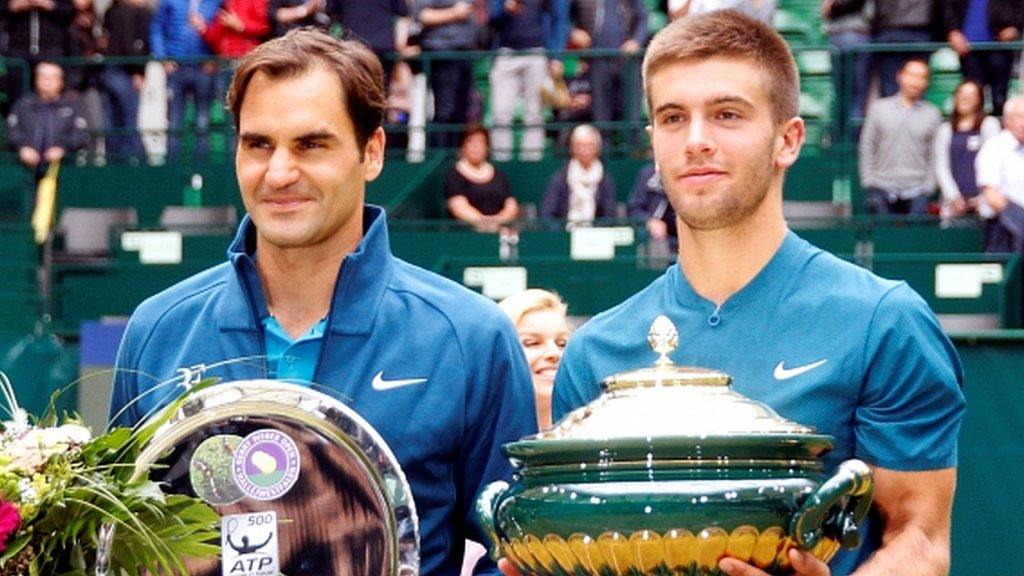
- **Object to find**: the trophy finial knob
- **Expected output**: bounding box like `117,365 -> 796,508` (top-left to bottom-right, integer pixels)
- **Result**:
648,315 -> 678,368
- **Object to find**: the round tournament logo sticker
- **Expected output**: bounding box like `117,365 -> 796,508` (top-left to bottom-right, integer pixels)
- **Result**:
231,429 -> 301,501
190,434 -> 245,505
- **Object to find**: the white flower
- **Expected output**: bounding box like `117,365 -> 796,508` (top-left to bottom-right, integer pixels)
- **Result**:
50,424 -> 91,446
3,424 -> 91,473
3,409 -> 30,436
18,477 -> 37,503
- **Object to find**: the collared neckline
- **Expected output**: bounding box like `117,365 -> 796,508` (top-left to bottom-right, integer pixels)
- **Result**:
670,230 -> 808,317
218,204 -> 395,335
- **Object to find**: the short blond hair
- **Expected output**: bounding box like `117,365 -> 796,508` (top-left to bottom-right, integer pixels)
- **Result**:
498,289 -> 568,327
642,10 -> 800,125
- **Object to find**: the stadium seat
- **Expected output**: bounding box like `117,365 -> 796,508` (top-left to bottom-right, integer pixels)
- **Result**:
159,204 -> 238,234
53,206 -> 138,262
774,8 -> 816,45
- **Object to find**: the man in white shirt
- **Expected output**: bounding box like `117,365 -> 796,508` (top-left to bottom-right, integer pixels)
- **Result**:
976,95 -> 1024,252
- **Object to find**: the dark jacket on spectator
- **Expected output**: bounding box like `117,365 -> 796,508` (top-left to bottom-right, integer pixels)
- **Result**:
489,0 -> 569,51
942,0 -> 1024,34
414,0 -> 479,50
268,0 -> 327,38
0,0 -> 76,59
832,0 -> 937,33
102,0 -> 152,75
627,163 -> 677,238
6,92 -> 90,154
336,0 -> 409,55
569,0 -> 647,48
541,164 -> 617,219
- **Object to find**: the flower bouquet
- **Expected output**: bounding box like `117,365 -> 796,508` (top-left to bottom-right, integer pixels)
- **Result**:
0,372 -> 220,575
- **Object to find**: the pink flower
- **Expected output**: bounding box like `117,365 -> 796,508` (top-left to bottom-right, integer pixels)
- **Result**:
0,501 -> 20,551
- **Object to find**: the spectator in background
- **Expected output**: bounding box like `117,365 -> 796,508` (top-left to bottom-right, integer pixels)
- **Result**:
943,0 -> 1021,116
191,0 -> 269,154
568,0 -> 647,140
666,0 -> 775,25
336,0 -> 411,84
934,80 -> 1000,231
487,0 -> 569,161
102,0 -> 151,160
414,0 -> 479,149
498,288 -> 570,430
268,0 -> 328,38
6,62 -> 89,177
191,0 -> 269,59
68,0 -> 106,157
445,124 -> 520,231
868,0 -> 939,97
976,96 -> 1024,253
542,58 -> 593,147
150,0 -> 221,161
0,0 -> 75,116
627,162 -> 677,250
541,123 -> 617,224
821,0 -> 871,123
859,58 -> 942,214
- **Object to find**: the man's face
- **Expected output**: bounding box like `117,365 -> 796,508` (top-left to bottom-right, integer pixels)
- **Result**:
570,131 -> 601,167
34,64 -> 64,101
897,61 -> 930,103
1005,102 -> 1024,143
646,57 -> 802,231
235,67 -> 383,253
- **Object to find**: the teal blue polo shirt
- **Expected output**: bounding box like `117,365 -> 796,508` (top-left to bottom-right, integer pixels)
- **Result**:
261,316 -> 327,383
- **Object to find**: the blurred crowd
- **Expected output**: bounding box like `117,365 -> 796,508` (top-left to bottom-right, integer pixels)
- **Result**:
1,0 -> 1023,250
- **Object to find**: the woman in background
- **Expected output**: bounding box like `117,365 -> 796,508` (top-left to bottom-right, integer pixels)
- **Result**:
461,288 -> 569,576
444,124 -> 519,232
498,289 -> 570,430
933,80 -> 1000,246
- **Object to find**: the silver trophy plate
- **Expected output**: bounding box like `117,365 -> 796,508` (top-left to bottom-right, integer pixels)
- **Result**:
109,379 -> 419,576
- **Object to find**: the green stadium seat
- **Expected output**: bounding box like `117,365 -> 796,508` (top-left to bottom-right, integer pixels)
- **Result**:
868,253 -> 1020,329
0,164 -> 33,221
930,48 -> 961,73
927,74 -> 963,114
796,49 -> 833,76
799,92 -> 830,119
0,290 -> 41,332
774,9 -> 815,45
438,255 -> 666,316
871,221 -> 984,253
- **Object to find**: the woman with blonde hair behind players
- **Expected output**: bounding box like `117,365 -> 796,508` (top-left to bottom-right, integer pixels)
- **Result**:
498,289 -> 571,430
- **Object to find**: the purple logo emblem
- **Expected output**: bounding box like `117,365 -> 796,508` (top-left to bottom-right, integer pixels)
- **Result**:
231,429 -> 301,501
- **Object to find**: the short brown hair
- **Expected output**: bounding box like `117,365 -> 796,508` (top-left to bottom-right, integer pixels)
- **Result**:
461,123 -> 490,148
642,10 -> 800,125
227,28 -> 386,153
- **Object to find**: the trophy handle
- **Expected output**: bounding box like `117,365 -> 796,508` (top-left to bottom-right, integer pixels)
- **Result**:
790,459 -> 875,551
476,480 -> 510,560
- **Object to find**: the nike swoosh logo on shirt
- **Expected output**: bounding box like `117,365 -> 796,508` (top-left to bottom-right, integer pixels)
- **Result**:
371,371 -> 428,391
773,359 -> 828,380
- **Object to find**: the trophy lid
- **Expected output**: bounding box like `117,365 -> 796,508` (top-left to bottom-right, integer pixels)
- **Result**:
504,316 -> 831,474
548,315 -> 813,438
